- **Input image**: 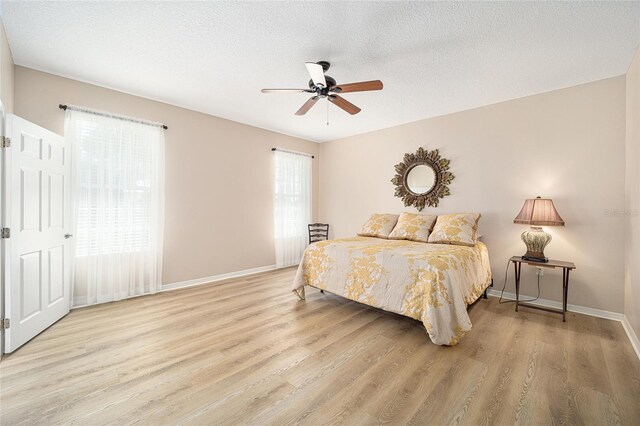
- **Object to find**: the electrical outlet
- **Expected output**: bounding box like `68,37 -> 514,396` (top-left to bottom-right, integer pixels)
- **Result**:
536,267 -> 544,277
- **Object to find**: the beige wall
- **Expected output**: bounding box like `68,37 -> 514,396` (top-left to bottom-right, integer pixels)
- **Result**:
626,47 -> 640,336
319,76 -> 627,313
8,60 -> 634,316
0,19 -> 13,113
14,66 -> 319,285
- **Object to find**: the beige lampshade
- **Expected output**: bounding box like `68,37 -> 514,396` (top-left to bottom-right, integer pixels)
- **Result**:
513,196 -> 565,226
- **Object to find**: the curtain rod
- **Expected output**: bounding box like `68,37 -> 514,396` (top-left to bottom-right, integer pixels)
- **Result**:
271,147 -> 314,159
59,104 -> 168,130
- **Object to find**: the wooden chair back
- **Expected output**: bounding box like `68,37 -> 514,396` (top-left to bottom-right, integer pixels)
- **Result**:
308,223 -> 329,244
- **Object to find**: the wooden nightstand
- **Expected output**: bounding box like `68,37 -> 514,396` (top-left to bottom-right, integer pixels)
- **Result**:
509,256 -> 577,321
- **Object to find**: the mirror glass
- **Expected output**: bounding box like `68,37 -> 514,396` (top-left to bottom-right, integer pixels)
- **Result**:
406,165 -> 436,194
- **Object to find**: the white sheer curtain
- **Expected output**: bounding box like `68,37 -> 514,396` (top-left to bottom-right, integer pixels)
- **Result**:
273,150 -> 312,268
65,110 -> 165,307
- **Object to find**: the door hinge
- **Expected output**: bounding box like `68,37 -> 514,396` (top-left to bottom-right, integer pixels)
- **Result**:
1,228 -> 9,239
0,136 -> 10,148
2,318 -> 9,330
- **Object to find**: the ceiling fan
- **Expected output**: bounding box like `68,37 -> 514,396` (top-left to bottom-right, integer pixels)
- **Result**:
261,61 -> 383,116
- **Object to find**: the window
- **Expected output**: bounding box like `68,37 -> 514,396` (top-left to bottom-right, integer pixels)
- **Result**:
65,108 -> 165,307
69,113 -> 163,256
273,150 -> 312,268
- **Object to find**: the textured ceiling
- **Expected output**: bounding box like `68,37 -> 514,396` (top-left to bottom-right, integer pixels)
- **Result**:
3,1 -> 640,142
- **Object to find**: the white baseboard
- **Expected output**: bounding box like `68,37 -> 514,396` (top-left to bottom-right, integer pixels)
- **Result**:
621,316 -> 640,361
75,268 -> 640,362
70,264 -> 278,310
486,289 -> 623,321
162,264 -> 277,292
487,289 -> 640,361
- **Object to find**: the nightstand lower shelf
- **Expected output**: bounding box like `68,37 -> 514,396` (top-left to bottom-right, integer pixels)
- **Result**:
516,302 -> 565,316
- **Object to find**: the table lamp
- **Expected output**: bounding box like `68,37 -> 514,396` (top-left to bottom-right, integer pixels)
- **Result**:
513,196 -> 565,262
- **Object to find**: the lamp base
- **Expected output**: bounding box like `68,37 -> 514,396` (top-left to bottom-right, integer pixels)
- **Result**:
521,254 -> 549,263
520,227 -> 551,263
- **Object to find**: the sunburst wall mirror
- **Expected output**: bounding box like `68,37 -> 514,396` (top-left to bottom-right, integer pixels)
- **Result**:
391,147 -> 454,211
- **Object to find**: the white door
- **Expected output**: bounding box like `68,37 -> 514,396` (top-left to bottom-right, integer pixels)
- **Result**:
4,114 -> 71,352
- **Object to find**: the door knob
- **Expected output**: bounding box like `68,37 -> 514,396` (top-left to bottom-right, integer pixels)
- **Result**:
64,234 -> 73,239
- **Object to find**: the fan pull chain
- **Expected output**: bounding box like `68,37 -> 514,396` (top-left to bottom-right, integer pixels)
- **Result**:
326,98 -> 329,126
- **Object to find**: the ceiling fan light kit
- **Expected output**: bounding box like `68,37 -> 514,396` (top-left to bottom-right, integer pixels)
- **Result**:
261,61 -> 383,116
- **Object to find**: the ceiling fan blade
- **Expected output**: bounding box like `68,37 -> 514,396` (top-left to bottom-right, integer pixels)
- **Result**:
295,96 -> 320,115
331,80 -> 383,93
305,62 -> 327,87
328,95 -> 361,115
261,88 -> 313,93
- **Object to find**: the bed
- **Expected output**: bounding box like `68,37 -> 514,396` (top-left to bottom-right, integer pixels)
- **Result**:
292,236 -> 492,346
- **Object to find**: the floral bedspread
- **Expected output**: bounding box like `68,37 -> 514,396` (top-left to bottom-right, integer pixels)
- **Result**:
292,237 -> 492,345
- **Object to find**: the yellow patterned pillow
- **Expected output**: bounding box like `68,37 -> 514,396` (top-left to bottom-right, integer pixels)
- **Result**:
357,214 -> 399,239
428,213 -> 481,246
388,212 -> 438,243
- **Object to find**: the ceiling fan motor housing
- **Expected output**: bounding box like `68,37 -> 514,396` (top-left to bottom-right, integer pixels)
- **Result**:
308,75 -> 336,96
307,60 -> 335,96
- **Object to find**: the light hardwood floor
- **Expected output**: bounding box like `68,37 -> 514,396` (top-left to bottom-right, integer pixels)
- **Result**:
1,267 -> 639,425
